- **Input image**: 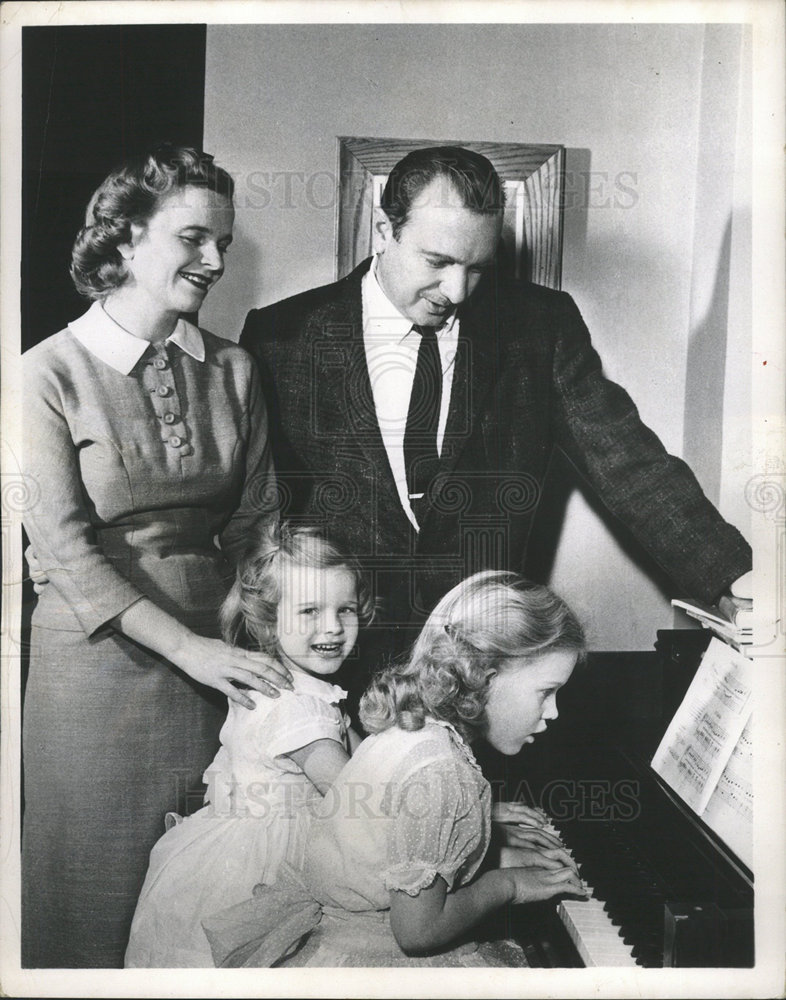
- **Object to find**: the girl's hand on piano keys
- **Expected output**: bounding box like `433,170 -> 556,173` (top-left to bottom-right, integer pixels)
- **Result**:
491,801 -> 547,827
494,823 -> 565,851
499,845 -> 579,876
505,865 -> 588,905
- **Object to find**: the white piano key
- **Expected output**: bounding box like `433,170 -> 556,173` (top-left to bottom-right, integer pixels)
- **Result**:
533,819 -> 639,966
558,899 -> 639,967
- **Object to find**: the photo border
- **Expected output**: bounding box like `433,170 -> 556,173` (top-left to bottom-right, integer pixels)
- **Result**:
1,2 -> 783,997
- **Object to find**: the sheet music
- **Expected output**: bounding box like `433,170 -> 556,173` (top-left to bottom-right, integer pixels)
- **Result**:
701,718 -> 753,869
651,638 -> 753,818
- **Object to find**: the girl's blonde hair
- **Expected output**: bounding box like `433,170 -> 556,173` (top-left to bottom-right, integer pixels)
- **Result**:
359,570 -> 585,744
220,522 -> 375,652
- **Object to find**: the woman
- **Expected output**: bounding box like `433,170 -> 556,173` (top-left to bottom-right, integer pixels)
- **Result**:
21,144 -> 289,968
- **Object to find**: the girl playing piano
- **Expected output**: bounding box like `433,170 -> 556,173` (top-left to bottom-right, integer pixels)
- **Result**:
203,569 -> 588,967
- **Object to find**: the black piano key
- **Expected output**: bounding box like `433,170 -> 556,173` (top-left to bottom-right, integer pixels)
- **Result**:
551,819 -> 668,965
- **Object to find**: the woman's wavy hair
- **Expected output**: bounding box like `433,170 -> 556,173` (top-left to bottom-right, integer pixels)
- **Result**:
220,521 -> 375,654
70,143 -> 234,301
360,570 -> 585,744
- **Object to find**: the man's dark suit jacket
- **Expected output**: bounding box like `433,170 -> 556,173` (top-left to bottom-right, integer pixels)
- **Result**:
240,259 -> 751,662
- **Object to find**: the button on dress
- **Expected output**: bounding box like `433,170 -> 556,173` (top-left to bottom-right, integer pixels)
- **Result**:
21,302 -> 277,968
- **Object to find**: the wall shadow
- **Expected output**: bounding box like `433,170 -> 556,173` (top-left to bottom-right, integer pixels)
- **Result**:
524,448 -> 674,604
682,216 -> 732,508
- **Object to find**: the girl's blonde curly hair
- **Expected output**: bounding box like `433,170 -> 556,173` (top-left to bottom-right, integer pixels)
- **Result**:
220,521 -> 375,654
360,570 -> 584,744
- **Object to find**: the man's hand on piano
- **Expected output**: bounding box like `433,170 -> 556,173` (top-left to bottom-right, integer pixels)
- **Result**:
729,570 -> 753,600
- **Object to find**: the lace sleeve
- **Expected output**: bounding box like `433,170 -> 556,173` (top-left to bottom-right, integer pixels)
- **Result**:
380,757 -> 488,896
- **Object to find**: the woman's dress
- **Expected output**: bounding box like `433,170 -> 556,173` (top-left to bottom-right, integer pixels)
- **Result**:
21,301 -> 276,967
202,720 -> 529,967
125,674 -> 350,967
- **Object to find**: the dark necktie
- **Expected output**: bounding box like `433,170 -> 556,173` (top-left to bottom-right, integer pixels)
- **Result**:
404,324 -> 442,520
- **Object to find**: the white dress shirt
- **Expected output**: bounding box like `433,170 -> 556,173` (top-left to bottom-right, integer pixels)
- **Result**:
361,258 -> 459,530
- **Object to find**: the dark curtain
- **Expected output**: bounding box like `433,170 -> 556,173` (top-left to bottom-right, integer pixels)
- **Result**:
22,23 -> 207,351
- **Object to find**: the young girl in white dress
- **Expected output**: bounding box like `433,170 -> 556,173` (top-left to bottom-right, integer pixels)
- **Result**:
124,523 -> 373,967
203,570 -> 588,968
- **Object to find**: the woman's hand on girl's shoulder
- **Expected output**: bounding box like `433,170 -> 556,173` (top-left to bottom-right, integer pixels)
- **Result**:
174,636 -> 294,709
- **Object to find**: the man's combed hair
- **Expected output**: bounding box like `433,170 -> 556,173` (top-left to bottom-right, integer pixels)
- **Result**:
380,145 -> 506,239
70,143 -> 235,301
359,571 -> 584,744
220,521 -> 375,653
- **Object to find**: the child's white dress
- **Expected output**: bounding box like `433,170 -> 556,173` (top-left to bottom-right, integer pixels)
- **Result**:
124,671 -> 350,967
203,720 -> 530,967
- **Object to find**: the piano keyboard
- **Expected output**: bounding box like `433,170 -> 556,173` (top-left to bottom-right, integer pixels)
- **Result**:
558,899 -> 638,966
540,818 -> 641,967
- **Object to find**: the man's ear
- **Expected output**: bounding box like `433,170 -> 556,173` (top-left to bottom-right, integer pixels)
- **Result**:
372,206 -> 394,253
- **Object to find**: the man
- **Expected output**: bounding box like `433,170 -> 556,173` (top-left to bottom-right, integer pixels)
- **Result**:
240,146 -> 751,686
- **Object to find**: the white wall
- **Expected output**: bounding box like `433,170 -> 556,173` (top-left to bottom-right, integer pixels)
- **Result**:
202,22 -> 750,649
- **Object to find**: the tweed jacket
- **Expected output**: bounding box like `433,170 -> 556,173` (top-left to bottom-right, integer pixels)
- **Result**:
240,259 -> 751,628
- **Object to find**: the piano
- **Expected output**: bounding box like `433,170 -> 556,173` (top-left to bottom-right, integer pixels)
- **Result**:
476,629 -> 754,968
